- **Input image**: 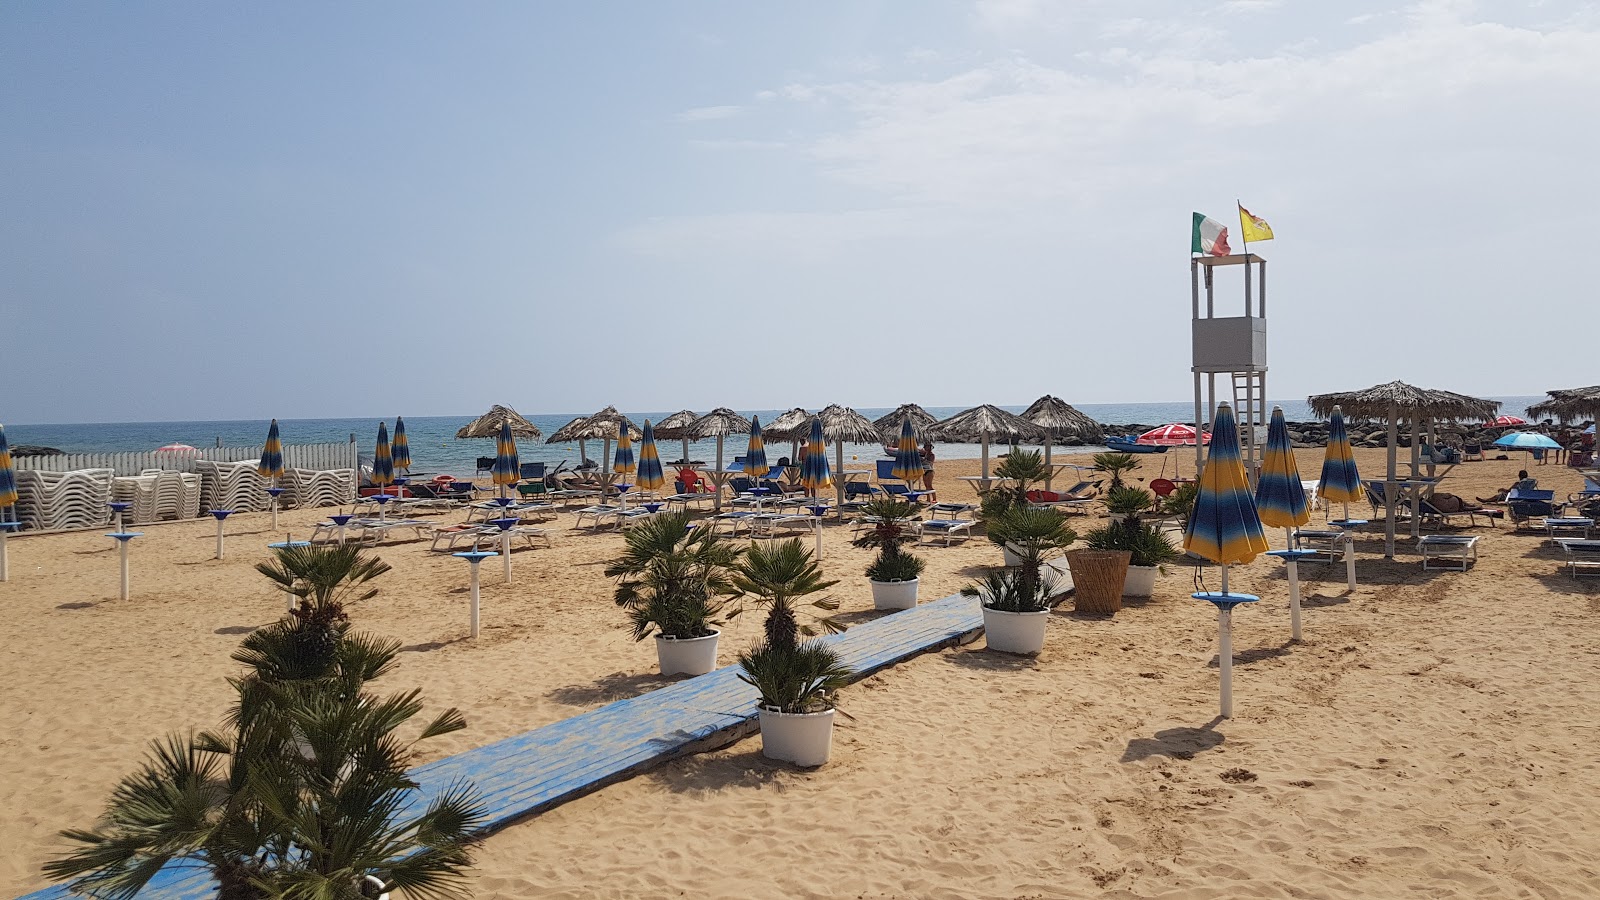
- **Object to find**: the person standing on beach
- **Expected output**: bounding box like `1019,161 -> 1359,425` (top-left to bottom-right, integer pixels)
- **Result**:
920,441 -> 937,498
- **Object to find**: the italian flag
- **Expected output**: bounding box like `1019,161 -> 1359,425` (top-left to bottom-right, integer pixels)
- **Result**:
1192,212 -> 1231,256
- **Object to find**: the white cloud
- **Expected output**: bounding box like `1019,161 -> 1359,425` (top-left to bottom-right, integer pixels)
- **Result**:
1218,0 -> 1283,12
675,105 -> 744,123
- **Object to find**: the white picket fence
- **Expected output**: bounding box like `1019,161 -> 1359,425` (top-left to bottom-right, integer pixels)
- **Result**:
13,441 -> 359,478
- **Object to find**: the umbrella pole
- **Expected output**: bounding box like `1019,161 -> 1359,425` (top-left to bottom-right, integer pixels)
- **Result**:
502,529 -> 512,584
0,528 -> 8,583
1218,605 -> 1234,717
1044,436 -> 1053,491
469,559 -> 482,638
1385,413 -> 1398,558
1410,417 -> 1422,539
981,436 -> 990,485
1345,533 -> 1357,593
1284,528 -> 1303,641
715,436 -> 725,511
119,538 -> 131,601
579,439 -> 588,466
682,437 -> 690,466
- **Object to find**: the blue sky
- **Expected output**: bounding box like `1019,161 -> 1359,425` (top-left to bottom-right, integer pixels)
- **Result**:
4,1 -> 1597,424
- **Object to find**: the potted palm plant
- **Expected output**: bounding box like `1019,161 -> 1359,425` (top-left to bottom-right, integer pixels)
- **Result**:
852,496 -> 926,610
963,564 -> 1063,655
987,505 -> 1077,567
1104,484 -> 1155,525
731,539 -> 851,766
606,512 -> 741,676
1085,518 -> 1180,598
1091,451 -> 1140,489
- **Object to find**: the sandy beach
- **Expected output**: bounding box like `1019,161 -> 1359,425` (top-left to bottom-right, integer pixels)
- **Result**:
4,448 -> 1598,899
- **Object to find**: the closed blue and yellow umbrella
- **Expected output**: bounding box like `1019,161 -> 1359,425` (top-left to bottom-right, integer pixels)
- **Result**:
371,422 -> 394,493
801,416 -> 832,496
1184,402 -> 1268,567
613,421 -> 636,480
1255,407 -> 1310,537
635,420 -> 665,491
0,424 -> 16,511
744,415 -> 770,479
391,416 -> 412,476
1318,405 -> 1363,511
493,419 -> 520,489
891,416 -> 922,485
257,419 -> 284,481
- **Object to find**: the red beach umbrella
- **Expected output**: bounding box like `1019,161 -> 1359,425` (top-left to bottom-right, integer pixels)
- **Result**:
1493,415 -> 1527,427
1137,424 -> 1211,446
154,443 -> 200,454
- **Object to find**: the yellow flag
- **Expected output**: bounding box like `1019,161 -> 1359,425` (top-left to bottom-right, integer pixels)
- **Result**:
1238,204 -> 1274,242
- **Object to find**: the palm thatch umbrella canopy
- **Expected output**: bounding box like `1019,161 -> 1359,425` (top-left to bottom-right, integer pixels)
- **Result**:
1022,395 -> 1104,489
873,403 -> 938,443
455,405 -> 543,440
1527,386 -> 1600,423
1308,381 -> 1499,557
687,408 -> 753,509
762,408 -> 813,443
652,410 -> 701,464
930,404 -> 1047,481
545,406 -> 639,473
813,404 -> 882,508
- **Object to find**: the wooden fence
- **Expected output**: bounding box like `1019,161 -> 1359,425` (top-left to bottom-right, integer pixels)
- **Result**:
12,441 -> 359,478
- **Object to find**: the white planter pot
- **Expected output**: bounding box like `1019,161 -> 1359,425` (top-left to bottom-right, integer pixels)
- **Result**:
982,605 -> 1049,655
758,705 -> 836,766
1123,565 -> 1159,598
1001,543 -> 1029,567
361,875 -> 390,900
870,577 -> 919,610
655,630 -> 720,676
1108,513 -> 1129,525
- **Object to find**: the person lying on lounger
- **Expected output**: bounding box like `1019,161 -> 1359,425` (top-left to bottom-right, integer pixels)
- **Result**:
1478,470 -> 1537,504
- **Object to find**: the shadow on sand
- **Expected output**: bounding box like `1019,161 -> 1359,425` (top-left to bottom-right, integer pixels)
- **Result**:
1121,717 -> 1227,762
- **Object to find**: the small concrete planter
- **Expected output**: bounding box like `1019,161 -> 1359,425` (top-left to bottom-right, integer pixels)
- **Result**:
982,605 -> 1049,655
1001,543 -> 1027,567
758,706 -> 837,766
870,577 -> 919,610
1123,565 -> 1159,598
655,630 -> 720,676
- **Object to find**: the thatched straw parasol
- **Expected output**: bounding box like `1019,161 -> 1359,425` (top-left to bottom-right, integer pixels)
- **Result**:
1022,395 -> 1104,490
762,408 -> 812,443
652,410 -> 700,464
873,403 -> 938,443
813,405 -> 883,508
545,406 -> 639,473
688,408 -> 753,510
930,404 -> 1047,482
1308,381 -> 1499,557
1527,386 -> 1600,423
455,405 -> 543,440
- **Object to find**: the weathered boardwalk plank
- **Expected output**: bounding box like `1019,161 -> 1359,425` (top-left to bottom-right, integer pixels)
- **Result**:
21,591 -> 995,900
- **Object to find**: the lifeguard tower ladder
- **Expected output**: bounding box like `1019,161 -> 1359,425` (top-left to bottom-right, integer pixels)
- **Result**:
1191,253 -> 1267,485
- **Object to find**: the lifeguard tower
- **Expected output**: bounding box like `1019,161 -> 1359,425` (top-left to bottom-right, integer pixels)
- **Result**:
1191,253 -> 1267,484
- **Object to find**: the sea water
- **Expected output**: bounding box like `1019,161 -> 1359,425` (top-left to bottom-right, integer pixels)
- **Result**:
6,398 -> 1543,478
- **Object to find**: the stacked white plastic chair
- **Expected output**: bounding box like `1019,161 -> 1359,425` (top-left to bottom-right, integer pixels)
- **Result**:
15,468 -> 113,531
113,471 -> 202,523
283,468 -> 355,509
195,460 -> 269,513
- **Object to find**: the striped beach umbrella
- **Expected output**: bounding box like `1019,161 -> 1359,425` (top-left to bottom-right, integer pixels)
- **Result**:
1317,406 -> 1363,518
744,415 -> 770,479
635,420 -> 665,492
391,416 -> 412,476
890,416 -> 922,485
1,424 -> 19,511
613,420 -> 636,480
800,416 -> 833,495
1255,407 -> 1310,538
371,422 -> 394,494
257,419 -> 284,481
1184,402 -> 1268,571
493,419 -> 520,492
1184,402 -> 1268,719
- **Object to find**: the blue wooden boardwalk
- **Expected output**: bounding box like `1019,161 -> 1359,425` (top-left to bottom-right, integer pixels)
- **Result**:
21,591 -> 992,900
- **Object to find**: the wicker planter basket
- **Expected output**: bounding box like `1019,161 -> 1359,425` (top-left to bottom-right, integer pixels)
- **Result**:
1066,549 -> 1131,615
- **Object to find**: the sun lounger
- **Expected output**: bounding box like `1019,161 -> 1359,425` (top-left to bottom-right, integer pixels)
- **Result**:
1292,529 -> 1351,562
927,501 -> 977,519
1543,517 -> 1594,541
1555,539 -> 1600,577
1417,497 -> 1502,529
709,510 -> 757,535
1418,534 -> 1479,571
918,519 -> 974,545
429,523 -> 497,552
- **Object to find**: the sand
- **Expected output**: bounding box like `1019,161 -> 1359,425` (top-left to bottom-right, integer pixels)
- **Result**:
3,448 -> 1598,898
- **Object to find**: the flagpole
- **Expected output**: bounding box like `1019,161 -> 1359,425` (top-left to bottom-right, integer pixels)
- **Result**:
1237,200 -> 1249,259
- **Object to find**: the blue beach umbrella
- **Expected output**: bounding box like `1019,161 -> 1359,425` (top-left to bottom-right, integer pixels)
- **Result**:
635,420 -> 665,492
0,424 -> 17,513
1255,407 -> 1310,541
257,419 -> 284,481
1185,402 -> 1269,573
371,422 -> 394,494
800,416 -> 833,496
492,419 -> 520,497
891,416 -> 923,485
1492,431 -> 1561,451
1184,402 -> 1269,719
1317,406 -> 1363,519
613,421 -> 636,480
744,416 -> 770,479
391,416 -> 412,476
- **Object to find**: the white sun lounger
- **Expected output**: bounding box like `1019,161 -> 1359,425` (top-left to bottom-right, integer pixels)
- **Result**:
1418,534 -> 1479,571
918,519 -> 974,545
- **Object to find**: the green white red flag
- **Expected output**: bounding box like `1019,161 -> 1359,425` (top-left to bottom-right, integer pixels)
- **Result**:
1191,212 -> 1231,256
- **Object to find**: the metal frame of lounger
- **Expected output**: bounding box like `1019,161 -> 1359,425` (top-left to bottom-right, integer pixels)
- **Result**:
918,519 -> 974,545
1292,529 -> 1350,563
928,502 -> 977,520
1418,535 -> 1479,571
709,510 -> 757,535
1555,539 -> 1600,577
429,524 -> 497,553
